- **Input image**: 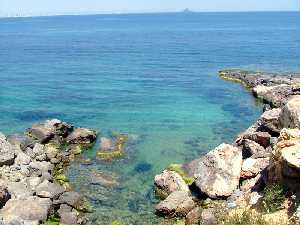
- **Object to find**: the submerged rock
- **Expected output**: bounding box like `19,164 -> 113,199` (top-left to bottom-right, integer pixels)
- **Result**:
187,143 -> 242,199
97,134 -> 128,160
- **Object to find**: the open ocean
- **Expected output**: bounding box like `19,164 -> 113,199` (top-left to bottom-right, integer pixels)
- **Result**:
0,12 -> 300,224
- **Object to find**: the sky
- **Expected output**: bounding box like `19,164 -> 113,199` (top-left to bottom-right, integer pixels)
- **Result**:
1,0 -> 300,17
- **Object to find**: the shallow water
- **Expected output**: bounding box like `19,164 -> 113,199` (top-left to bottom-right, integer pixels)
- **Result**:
1,12 -> 300,224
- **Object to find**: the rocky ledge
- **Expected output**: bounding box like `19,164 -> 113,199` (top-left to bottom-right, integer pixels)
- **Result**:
0,119 -> 97,225
154,69 -> 300,225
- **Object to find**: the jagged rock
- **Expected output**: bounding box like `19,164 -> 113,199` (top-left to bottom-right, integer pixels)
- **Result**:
242,131 -> 271,148
154,170 -> 190,198
240,157 -> 270,179
253,85 -> 276,98
260,108 -> 282,134
66,128 -> 96,144
155,191 -> 195,217
0,134 -> 15,166
280,96 -> 300,129
26,177 -> 43,191
240,139 -> 268,159
188,144 -> 242,199
185,207 -> 201,225
36,180 -> 65,199
0,196 -> 51,224
27,119 -> 73,143
0,185 -> 10,208
58,192 -> 86,210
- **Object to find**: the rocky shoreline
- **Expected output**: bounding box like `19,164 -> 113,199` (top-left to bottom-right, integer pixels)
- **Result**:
154,69 -> 300,225
0,119 -> 97,225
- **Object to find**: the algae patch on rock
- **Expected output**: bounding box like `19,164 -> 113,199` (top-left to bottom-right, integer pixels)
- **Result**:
97,134 -> 128,160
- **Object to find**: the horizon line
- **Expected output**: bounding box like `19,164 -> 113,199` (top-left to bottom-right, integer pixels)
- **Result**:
1,9 -> 300,19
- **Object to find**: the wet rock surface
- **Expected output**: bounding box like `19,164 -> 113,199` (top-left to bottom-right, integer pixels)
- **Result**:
0,119 -> 97,225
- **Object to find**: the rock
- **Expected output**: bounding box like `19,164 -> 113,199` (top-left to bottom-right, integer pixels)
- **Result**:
7,181 -> 34,199
58,192 -> 86,210
58,204 -> 72,216
100,137 -> 113,151
0,196 -> 51,223
66,128 -> 96,144
36,180 -> 65,199
26,177 -> 43,190
27,119 -> 73,143
253,85 -> 276,98
0,134 -> 15,166
242,131 -> 271,148
200,208 -> 217,225
0,185 -> 10,208
185,207 -> 201,225
60,212 -> 78,225
249,192 -> 263,206
241,139 -> 268,159
7,134 -> 36,151
154,170 -> 190,198
90,171 -> 119,188
240,157 -> 270,179
240,174 -> 263,192
155,191 -> 195,217
15,151 -> 31,165
188,144 -> 242,199
280,96 -> 300,129
29,161 -> 54,174
260,108 -> 282,134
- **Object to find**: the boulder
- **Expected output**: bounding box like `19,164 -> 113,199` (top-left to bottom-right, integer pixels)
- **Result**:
66,128 -> 96,144
100,137 -> 114,151
0,196 -> 51,224
15,151 -> 31,165
188,144 -> 242,199
242,131 -> 271,148
27,119 -> 73,143
0,134 -> 15,166
240,174 -> 263,192
241,139 -> 268,159
200,208 -> 217,225
29,161 -> 54,174
260,108 -> 282,134
7,134 -> 36,151
280,95 -> 300,129
60,212 -> 78,225
240,157 -> 270,179
58,191 -> 86,210
155,191 -> 195,217
36,180 -> 65,199
154,170 -> 190,198
7,181 -> 34,199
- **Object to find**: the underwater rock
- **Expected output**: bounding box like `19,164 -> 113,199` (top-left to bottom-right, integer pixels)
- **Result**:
134,162 -> 152,173
90,171 -> 119,188
100,137 -> 114,151
97,134 -> 128,160
154,170 -> 190,199
187,143 -> 242,199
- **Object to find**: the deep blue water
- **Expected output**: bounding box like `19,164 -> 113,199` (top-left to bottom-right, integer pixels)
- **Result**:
0,12 -> 300,224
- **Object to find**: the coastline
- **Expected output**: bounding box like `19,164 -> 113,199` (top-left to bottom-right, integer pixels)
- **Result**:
154,69 -> 300,225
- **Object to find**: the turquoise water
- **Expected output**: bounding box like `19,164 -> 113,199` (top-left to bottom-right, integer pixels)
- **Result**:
1,12 -> 300,224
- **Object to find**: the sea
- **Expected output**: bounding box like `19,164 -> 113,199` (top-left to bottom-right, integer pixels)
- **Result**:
0,12 -> 300,224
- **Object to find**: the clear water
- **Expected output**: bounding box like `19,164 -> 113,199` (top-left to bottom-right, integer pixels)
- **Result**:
0,12 -> 300,224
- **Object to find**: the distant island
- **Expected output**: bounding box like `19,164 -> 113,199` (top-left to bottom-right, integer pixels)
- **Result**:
182,8 -> 194,13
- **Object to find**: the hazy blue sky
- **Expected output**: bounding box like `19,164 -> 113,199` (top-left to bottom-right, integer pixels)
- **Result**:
1,0 -> 300,16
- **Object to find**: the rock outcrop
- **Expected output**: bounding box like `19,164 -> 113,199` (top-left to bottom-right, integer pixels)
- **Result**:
188,144 -> 242,199
0,119 -> 97,225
